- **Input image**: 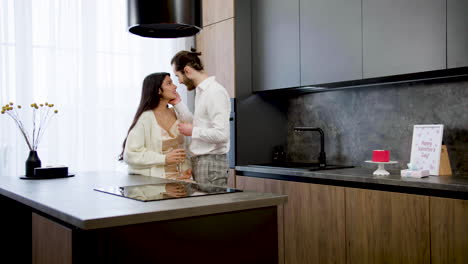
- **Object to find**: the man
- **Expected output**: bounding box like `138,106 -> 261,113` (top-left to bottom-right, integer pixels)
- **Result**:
170,50 -> 231,186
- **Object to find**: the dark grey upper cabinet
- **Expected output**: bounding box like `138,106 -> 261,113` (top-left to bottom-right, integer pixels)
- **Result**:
251,0 -> 300,91
300,0 -> 362,85
363,0 -> 446,78
448,0 -> 468,68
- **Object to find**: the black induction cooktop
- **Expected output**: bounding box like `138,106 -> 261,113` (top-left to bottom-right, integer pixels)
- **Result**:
94,181 -> 242,202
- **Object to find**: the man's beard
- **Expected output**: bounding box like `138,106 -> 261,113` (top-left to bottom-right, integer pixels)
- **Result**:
182,74 -> 196,91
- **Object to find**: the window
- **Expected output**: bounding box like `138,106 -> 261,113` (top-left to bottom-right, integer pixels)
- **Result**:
0,0 -> 192,175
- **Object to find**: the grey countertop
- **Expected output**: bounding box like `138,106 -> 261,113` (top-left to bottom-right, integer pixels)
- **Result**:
236,165 -> 468,195
0,171 -> 286,230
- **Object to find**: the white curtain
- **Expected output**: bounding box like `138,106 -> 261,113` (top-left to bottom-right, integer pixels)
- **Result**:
0,0 -> 192,176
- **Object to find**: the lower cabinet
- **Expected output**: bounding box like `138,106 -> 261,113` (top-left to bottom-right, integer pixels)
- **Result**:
345,188 -> 430,264
236,176 -> 346,264
283,181 -> 346,264
237,175 -> 468,264
236,176 -> 285,264
430,197 -> 468,264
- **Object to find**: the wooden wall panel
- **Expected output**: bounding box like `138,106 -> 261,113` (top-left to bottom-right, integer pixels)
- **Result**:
202,0 -> 234,26
32,213 -> 72,264
346,188 -> 430,264
196,19 -> 235,98
431,196 -> 468,264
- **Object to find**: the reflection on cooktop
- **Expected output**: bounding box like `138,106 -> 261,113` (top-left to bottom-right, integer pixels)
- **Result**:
94,181 -> 242,202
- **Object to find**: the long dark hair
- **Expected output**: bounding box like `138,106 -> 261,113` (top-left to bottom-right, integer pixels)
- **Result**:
118,72 -> 170,161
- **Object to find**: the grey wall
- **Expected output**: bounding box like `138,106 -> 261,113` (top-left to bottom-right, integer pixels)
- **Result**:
287,78 -> 468,176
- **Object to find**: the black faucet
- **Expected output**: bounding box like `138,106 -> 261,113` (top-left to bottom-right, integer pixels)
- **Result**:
294,127 -> 326,168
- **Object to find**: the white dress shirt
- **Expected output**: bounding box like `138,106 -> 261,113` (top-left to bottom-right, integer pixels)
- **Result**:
174,76 -> 231,156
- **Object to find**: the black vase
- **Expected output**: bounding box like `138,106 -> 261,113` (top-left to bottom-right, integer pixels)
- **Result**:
25,150 -> 41,177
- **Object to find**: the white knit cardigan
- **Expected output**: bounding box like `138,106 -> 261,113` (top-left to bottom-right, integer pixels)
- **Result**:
123,110 -> 191,178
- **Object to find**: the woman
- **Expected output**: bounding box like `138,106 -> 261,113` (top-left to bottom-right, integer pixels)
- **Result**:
119,72 -> 192,180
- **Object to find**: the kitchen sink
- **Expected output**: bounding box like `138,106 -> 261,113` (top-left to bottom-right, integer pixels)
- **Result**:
249,162 -> 354,171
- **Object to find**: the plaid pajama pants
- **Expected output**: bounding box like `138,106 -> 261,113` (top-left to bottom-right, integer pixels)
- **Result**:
191,154 -> 229,186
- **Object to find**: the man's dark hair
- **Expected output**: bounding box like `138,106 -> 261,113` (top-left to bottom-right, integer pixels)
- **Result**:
171,48 -> 204,72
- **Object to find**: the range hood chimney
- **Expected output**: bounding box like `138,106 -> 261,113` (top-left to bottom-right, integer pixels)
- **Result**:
127,0 -> 202,38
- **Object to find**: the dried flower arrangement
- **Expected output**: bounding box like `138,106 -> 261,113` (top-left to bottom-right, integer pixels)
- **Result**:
2,102 -> 58,151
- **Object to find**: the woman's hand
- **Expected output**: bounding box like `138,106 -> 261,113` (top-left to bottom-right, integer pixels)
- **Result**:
165,148 -> 186,165
177,168 -> 192,180
164,183 -> 187,197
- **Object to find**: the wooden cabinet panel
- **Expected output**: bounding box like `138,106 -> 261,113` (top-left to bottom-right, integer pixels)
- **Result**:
32,213 -> 72,264
196,19 -> 235,97
346,188 -> 430,264
363,0 -> 446,78
300,0 -> 362,85
236,175 -> 282,194
431,197 -> 468,264
251,0 -> 300,91
227,169 -> 236,188
237,176 -> 346,263
202,0 -> 234,26
237,175 -> 468,264
447,0 -> 468,68
283,181 -> 346,264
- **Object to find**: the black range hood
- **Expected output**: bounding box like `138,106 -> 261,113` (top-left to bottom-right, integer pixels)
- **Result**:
127,0 -> 202,38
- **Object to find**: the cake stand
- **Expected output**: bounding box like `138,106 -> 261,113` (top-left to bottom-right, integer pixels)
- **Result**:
365,161 -> 398,176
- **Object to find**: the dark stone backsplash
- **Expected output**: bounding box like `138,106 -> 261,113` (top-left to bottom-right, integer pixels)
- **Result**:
287,78 -> 468,176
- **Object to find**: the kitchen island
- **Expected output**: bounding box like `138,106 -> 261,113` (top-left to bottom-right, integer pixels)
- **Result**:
236,165 -> 468,264
0,171 -> 287,264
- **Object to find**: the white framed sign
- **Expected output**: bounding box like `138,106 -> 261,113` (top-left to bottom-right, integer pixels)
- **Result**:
410,124 -> 444,175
